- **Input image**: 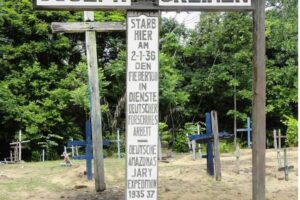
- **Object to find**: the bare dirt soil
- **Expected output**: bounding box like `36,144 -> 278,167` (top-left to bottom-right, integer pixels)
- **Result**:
0,148 -> 298,200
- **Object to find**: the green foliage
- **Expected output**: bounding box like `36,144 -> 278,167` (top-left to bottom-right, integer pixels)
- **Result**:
173,131 -> 189,152
0,0 -> 124,159
0,0 -> 297,157
31,150 -> 40,162
219,142 -> 235,153
173,122 -> 204,152
159,122 -> 172,147
282,115 -> 298,147
103,130 -> 125,158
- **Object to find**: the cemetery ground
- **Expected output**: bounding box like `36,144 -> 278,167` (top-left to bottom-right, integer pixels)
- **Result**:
0,148 -> 297,200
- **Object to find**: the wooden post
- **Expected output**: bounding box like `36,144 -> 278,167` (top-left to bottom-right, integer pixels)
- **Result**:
117,129 -> 121,159
278,129 -> 281,149
192,140 -> 196,161
186,133 -> 192,153
71,138 -> 75,157
19,130 -> 22,161
283,148 -> 288,181
234,70 -> 237,148
197,123 -> 202,159
14,146 -> 18,162
86,120 -> 93,181
85,11 -> 106,192
211,111 -> 221,181
42,149 -> 45,162
247,117 -> 251,148
126,11 -> 159,200
273,130 -> 277,149
252,0 -> 266,199
206,112 -> 214,176
235,143 -> 240,174
10,150 -> 12,162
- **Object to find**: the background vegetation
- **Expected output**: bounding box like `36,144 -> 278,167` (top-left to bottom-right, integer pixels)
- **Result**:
0,0 -> 297,160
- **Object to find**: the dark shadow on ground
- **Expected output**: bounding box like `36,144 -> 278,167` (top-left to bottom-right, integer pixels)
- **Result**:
64,187 -> 125,200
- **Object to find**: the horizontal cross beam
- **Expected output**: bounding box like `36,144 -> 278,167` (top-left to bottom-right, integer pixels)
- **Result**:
10,140 -> 30,145
188,132 -> 233,142
236,128 -> 252,132
51,22 -> 126,33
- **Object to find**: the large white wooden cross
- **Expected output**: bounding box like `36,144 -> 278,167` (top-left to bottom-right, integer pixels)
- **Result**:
51,11 -> 125,192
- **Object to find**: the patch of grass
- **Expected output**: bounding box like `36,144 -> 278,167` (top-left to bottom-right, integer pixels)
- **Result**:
0,191 -> 11,200
0,176 -> 63,193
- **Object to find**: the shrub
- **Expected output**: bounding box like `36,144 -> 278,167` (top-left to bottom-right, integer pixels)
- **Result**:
173,131 -> 189,152
282,115 -> 298,147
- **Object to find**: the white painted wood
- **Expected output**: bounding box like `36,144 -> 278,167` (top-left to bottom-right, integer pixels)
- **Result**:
126,11 -> 159,200
192,140 -> 196,161
273,129 -> 277,149
36,0 -> 130,7
159,0 -> 251,6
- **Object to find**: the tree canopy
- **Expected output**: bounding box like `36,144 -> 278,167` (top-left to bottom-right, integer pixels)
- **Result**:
0,0 -> 297,160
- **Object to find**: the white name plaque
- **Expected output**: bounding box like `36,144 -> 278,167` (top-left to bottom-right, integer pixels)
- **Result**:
126,12 -> 159,200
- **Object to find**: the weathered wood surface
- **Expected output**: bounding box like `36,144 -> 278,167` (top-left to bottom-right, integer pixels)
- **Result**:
211,111 -> 221,181
186,134 -> 192,153
273,130 -> 277,149
192,140 -> 196,161
51,22 -> 126,33
283,148 -> 288,181
197,123 -> 202,159
9,140 -> 30,145
278,129 -> 281,149
235,143 -> 240,174
252,0 -> 266,199
85,11 -> 106,192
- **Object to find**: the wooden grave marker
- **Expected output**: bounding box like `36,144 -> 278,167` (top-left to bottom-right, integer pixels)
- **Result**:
33,0 -> 267,199
51,11 -> 125,191
211,111 -> 221,181
126,11 -> 159,200
9,130 -> 30,162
